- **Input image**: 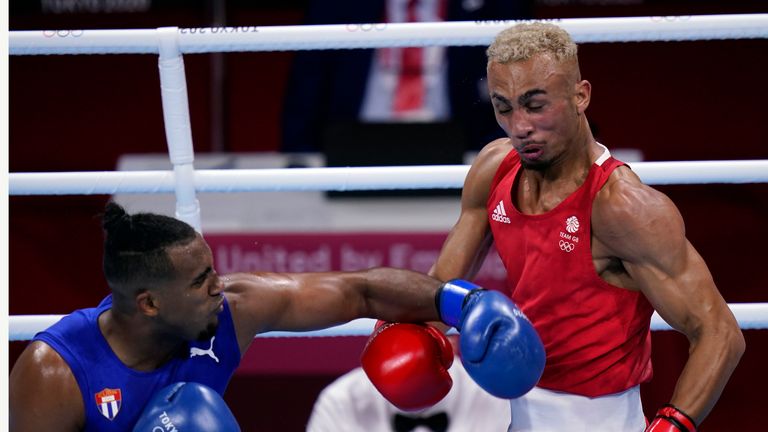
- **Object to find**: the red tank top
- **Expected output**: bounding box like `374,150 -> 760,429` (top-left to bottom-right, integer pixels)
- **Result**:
487,148 -> 654,397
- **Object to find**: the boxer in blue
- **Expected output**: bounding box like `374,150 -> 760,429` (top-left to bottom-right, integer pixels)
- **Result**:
9,202 -> 447,431
9,202 -> 542,430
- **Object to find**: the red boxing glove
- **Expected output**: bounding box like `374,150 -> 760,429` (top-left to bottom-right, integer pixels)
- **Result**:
361,321 -> 454,411
647,404 -> 697,432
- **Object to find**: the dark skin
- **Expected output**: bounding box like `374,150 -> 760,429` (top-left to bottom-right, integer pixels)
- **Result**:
9,234 -> 442,431
430,53 -> 745,424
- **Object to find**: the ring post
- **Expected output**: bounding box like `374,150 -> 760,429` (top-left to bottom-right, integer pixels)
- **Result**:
157,26 -> 202,232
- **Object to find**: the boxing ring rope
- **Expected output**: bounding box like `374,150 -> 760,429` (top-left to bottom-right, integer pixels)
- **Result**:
8,160 -> 768,195
9,14 -> 768,338
9,302 -> 768,341
9,14 -> 768,55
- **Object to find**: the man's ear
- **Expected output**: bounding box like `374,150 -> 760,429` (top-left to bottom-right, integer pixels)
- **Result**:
136,290 -> 159,317
574,79 -> 591,114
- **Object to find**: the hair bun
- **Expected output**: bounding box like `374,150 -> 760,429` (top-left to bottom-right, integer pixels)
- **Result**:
102,201 -> 131,233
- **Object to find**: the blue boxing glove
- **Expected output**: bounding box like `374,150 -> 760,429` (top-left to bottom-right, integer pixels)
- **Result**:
437,279 -> 545,399
133,382 -> 240,432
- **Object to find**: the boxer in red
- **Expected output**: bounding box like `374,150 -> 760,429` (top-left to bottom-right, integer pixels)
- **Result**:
422,22 -> 744,431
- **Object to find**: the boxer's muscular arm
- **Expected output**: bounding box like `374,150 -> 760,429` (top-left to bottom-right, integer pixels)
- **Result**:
430,139 -> 509,281
9,341 -> 85,431
594,171 -> 745,424
223,268 -> 443,353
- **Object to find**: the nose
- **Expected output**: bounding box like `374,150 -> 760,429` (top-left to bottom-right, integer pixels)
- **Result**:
509,110 -> 534,139
209,271 -> 225,296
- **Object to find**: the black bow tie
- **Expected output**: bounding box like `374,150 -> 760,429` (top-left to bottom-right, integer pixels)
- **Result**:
393,412 -> 449,432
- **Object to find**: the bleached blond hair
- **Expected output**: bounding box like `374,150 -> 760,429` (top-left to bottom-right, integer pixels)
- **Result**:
487,22 -> 578,65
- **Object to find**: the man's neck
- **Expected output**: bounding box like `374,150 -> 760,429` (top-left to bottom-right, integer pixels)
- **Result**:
517,130 -> 599,214
99,309 -> 184,372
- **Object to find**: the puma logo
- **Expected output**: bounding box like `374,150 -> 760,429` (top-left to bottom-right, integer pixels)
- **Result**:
189,336 -> 219,363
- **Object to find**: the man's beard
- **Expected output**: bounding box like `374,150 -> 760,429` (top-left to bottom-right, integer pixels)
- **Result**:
196,321 -> 219,341
520,158 -> 551,171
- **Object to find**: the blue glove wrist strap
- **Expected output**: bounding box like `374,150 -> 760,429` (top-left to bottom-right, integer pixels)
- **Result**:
437,279 -> 481,327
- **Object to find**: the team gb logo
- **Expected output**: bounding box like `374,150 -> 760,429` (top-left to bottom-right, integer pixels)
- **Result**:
565,216 -> 580,233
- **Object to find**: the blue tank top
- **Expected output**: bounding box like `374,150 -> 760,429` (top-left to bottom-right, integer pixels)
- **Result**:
33,295 -> 241,431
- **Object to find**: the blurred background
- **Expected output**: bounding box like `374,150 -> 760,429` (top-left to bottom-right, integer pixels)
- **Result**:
8,0 -> 768,430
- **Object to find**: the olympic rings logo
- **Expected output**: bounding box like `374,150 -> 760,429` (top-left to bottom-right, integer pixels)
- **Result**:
43,30 -> 84,38
345,23 -> 387,32
559,240 -> 575,253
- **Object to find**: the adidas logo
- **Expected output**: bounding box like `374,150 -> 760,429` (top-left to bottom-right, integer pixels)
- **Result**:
492,201 -> 511,224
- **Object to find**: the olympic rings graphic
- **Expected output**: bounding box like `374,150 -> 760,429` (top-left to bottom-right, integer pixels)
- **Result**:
43,30 -> 84,38
345,23 -> 388,32
559,240 -> 575,253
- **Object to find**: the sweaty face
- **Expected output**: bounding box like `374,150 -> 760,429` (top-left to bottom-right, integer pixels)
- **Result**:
487,54 -> 586,170
156,235 -> 225,342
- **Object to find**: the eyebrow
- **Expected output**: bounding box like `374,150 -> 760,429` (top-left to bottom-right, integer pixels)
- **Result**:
191,266 -> 212,286
491,92 -> 511,104
518,89 -> 547,105
491,89 -> 547,105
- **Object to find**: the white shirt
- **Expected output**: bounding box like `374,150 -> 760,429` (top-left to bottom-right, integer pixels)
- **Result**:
306,358 -> 511,432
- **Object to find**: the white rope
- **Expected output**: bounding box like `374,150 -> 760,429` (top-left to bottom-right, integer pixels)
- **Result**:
8,160 -> 768,195
8,303 -> 767,341
9,14 -> 768,55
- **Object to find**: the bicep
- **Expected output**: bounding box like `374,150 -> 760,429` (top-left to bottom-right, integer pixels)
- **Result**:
226,272 -> 362,341
598,183 -> 729,336
270,273 -> 364,330
431,142 -> 501,281
10,341 -> 84,431
625,238 -> 725,335
431,207 -> 492,281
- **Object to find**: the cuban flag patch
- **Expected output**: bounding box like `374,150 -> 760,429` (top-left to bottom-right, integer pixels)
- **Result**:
94,388 -> 122,421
